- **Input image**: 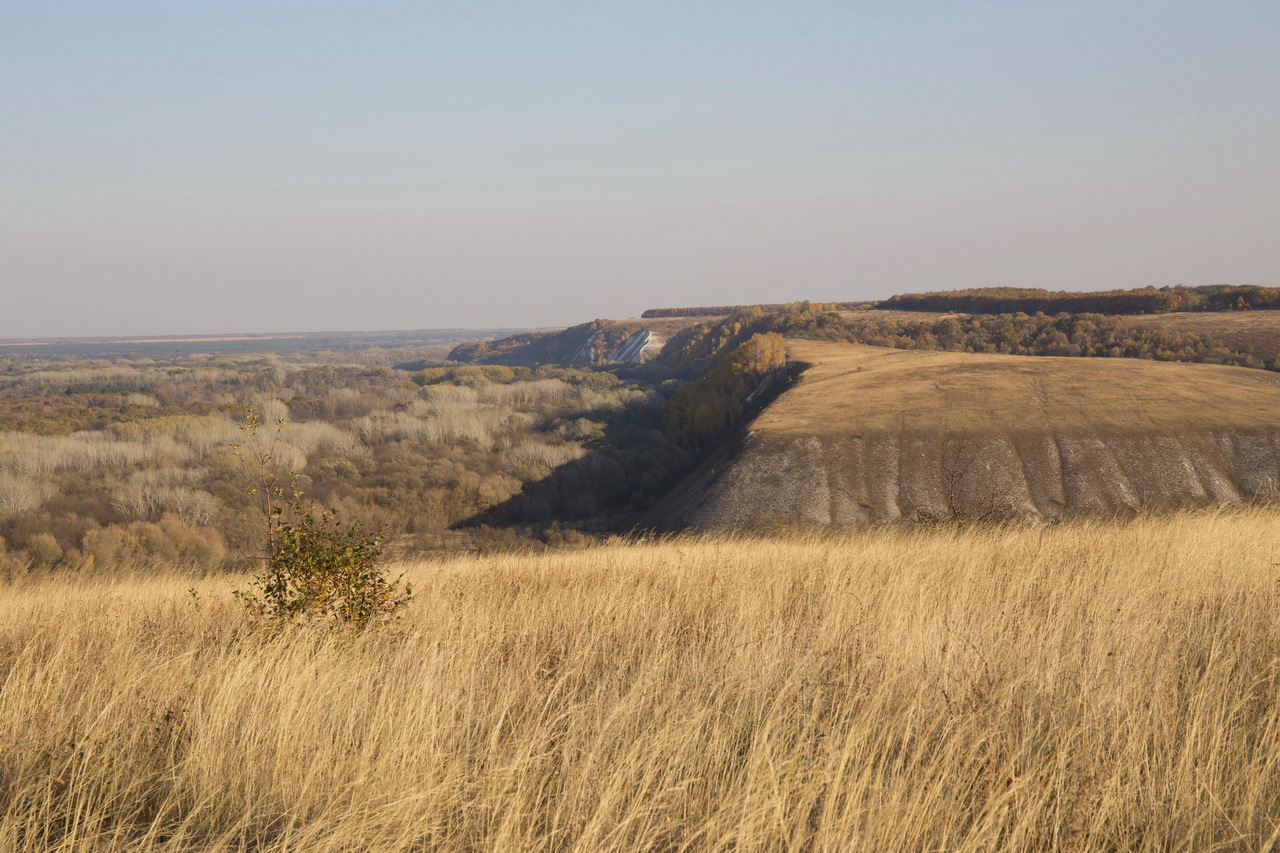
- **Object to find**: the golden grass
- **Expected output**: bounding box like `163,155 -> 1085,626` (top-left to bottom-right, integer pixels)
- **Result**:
772,340 -> 1280,437
4,508 -> 1280,850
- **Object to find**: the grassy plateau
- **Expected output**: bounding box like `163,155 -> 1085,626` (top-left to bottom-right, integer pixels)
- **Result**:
773,340 -> 1280,437
3,506 -> 1280,851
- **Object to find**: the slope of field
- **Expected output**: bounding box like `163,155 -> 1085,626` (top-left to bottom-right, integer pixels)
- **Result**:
1123,309 -> 1280,363
835,307 -> 957,323
655,341 -> 1280,528
3,509 -> 1280,850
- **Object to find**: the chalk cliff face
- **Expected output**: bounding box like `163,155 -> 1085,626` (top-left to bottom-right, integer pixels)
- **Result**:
449,320 -> 686,366
649,342 -> 1280,529
567,329 -> 667,365
607,330 -> 666,364
660,428 -> 1280,529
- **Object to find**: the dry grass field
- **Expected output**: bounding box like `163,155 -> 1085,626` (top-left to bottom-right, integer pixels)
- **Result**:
772,340 -> 1280,437
4,507 -> 1280,850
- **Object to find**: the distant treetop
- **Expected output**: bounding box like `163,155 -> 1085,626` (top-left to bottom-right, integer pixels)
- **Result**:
879,285 -> 1279,316
641,302 -> 873,319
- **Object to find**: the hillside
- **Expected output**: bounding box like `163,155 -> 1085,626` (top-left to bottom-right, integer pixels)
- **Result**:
447,316 -> 713,366
1122,309 -> 1280,364
652,340 -> 1280,528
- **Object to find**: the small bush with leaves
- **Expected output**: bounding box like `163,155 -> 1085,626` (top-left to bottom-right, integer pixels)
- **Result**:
235,505 -> 411,629
232,406 -> 411,629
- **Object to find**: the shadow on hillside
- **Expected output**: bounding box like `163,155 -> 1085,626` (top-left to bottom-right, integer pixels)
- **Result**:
451,386 -> 695,539
453,442 -> 677,540
454,361 -> 811,540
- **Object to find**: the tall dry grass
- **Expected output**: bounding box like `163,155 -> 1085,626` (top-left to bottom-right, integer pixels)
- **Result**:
3,507 -> 1280,851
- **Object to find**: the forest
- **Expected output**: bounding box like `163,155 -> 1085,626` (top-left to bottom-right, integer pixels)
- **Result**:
879,284 -> 1280,315
643,302 -> 1274,372
766,307 -> 1272,368
0,348 -> 694,578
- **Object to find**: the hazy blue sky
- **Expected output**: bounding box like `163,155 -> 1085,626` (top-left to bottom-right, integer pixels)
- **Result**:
2,0 -> 1277,337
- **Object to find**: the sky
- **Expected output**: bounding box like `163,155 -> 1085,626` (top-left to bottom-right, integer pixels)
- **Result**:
1,0 -> 1277,338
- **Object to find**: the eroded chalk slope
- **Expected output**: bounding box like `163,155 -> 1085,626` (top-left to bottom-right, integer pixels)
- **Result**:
653,343 -> 1280,529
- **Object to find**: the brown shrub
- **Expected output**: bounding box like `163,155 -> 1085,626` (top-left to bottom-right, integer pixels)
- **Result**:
81,514 -> 228,573
25,532 -> 62,568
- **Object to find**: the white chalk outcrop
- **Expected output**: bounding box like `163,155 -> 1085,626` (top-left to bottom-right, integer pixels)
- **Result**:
568,337 -> 601,366
607,330 -> 666,364
568,329 -> 668,366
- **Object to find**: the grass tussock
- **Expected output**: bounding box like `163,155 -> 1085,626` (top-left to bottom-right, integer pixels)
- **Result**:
3,507 -> 1280,850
